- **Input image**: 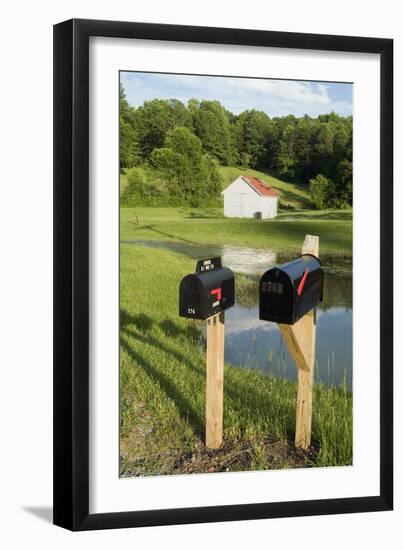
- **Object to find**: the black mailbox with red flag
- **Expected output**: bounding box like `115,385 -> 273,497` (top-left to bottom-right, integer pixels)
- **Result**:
259,254 -> 324,325
179,257 -> 235,320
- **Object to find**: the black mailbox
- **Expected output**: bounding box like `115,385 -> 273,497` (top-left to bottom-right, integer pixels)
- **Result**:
179,257 -> 235,320
259,254 -> 323,325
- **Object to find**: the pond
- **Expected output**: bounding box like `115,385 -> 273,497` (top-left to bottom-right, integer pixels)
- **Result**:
123,239 -> 353,390
225,276 -> 352,389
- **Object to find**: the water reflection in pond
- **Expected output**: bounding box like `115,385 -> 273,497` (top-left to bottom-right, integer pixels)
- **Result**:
124,239 -> 352,390
126,239 -> 351,276
225,273 -> 352,390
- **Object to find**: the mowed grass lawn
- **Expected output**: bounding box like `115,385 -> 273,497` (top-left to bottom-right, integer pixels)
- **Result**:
120,244 -> 352,476
120,207 -> 352,257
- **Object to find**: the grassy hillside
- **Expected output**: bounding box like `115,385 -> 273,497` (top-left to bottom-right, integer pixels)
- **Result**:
120,244 -> 352,476
121,165 -> 313,209
120,207 -> 352,257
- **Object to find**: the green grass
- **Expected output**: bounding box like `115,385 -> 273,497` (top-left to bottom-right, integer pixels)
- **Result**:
276,208 -> 352,221
219,166 -> 312,209
120,207 -> 352,257
120,244 -> 352,476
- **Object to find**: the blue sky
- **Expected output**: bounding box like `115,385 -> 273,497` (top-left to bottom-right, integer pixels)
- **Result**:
120,71 -> 352,118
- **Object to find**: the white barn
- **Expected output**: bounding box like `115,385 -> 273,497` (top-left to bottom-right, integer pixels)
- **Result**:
222,175 -> 279,219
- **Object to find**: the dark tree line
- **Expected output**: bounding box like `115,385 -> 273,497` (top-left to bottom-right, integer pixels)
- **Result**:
120,84 -> 352,208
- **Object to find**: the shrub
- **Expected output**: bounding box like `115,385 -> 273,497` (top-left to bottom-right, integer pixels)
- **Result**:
121,168 -> 166,207
309,174 -> 351,210
309,174 -> 328,209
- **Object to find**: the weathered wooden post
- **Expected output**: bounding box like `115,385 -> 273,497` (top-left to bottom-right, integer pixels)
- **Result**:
179,258 -> 235,449
259,234 -> 323,451
279,235 -> 319,449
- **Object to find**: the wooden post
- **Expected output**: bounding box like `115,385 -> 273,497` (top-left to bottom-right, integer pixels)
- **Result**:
206,311 -> 225,448
279,234 -> 319,450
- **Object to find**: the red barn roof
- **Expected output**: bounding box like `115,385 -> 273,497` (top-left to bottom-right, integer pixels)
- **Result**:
242,176 -> 279,198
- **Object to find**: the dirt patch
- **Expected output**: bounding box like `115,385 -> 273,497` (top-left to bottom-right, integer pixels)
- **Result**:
120,435 -> 317,477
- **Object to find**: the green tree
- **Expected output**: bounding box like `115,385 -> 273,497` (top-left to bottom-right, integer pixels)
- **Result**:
134,99 -> 173,158
276,125 -> 296,178
234,109 -> 273,168
192,100 -> 236,164
336,158 -> 353,205
309,174 -> 330,209
119,86 -> 354,208
150,126 -> 222,206
119,84 -> 139,169
133,98 -> 192,159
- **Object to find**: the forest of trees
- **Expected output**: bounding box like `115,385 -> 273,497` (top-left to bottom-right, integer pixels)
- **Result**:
120,83 -> 352,209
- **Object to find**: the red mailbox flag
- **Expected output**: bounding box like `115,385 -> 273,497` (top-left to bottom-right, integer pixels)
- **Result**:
297,268 -> 309,296
211,288 -> 222,301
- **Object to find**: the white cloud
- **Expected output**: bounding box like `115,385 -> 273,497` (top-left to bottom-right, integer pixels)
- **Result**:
121,72 -> 352,117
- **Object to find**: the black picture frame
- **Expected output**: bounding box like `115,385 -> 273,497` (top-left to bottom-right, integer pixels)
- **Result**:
53,18 -> 393,531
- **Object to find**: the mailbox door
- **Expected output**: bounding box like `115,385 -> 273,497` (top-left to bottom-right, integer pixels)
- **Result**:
259,269 -> 294,323
179,275 -> 204,319
180,262 -> 235,320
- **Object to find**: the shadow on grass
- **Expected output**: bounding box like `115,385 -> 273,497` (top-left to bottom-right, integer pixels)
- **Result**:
179,208 -> 223,219
119,309 -> 297,440
277,211 -> 352,221
121,309 -> 153,332
120,310 -> 205,436
159,318 -> 201,341
275,188 -> 312,209
120,336 -> 205,437
129,224 -> 202,246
